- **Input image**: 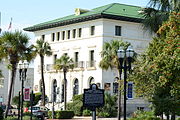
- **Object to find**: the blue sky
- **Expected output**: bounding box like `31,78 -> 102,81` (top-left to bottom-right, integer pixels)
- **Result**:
0,0 -> 149,41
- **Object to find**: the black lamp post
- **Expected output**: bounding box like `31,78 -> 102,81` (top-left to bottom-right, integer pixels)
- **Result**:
117,46 -> 134,120
18,60 -> 29,120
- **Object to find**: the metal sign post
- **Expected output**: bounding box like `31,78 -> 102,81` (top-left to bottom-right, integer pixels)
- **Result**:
83,84 -> 104,120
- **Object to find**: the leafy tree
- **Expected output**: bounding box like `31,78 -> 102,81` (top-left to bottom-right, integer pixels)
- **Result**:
54,54 -> 74,110
33,39 -> 52,106
99,39 -> 130,118
0,30 -> 33,118
142,0 -> 180,33
130,12 -> 180,120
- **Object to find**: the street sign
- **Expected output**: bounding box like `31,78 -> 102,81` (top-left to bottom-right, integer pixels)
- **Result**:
83,84 -> 104,109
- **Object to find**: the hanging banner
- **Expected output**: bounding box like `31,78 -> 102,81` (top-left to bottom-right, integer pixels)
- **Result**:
127,82 -> 133,99
24,87 -> 30,101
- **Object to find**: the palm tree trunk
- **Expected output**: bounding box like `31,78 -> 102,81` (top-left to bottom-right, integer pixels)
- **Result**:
63,69 -> 67,110
40,55 -> 46,106
4,63 -> 17,118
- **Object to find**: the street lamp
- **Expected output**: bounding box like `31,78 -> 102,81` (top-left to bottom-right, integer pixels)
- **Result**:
18,60 -> 29,120
117,46 -> 134,120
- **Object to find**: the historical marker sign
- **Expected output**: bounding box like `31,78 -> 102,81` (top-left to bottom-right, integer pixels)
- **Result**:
83,84 -> 104,109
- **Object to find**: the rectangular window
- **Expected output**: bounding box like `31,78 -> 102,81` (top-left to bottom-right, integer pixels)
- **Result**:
115,26 -> 121,36
74,52 -> 79,62
74,52 -> 79,67
62,31 -> 65,40
67,30 -> 70,39
73,29 -> 76,38
89,50 -> 95,67
52,33 -> 55,41
90,26 -> 95,35
127,82 -> 133,99
56,32 -> 60,41
78,28 -> 82,38
41,35 -> 45,41
90,50 -> 94,61
53,54 -> 57,64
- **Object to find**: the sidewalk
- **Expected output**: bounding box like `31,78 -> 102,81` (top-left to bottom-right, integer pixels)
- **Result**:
47,116 -> 120,120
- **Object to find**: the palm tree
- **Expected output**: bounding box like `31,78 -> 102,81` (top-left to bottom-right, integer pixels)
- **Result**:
0,30 -> 33,118
99,40 -> 130,120
33,39 -> 52,106
142,0 -> 180,33
54,55 -> 74,110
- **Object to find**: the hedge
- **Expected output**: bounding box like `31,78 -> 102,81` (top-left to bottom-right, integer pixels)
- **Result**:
48,110 -> 74,119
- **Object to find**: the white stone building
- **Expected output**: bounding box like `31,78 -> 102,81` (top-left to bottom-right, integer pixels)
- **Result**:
24,3 -> 152,114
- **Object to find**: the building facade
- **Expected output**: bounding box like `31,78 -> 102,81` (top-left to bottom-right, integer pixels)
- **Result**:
24,3 -> 152,114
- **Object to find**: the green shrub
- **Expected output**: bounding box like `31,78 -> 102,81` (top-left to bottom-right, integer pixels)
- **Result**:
48,111 -> 52,119
97,93 -> 117,117
82,109 -> 91,116
3,115 -> 38,120
23,115 -> 39,120
23,112 -> 31,116
57,110 -> 74,119
128,110 -> 160,120
67,94 -> 83,116
3,116 -> 18,120
48,110 -> 74,119
98,112 -> 110,118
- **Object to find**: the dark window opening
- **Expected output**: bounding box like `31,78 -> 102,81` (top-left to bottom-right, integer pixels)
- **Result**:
62,31 -> 65,40
67,30 -> 70,39
52,33 -> 55,41
78,28 -> 82,37
73,79 -> 79,96
57,32 -> 60,41
54,54 -> 57,64
42,35 -> 45,41
91,26 -> 95,35
73,29 -> 76,38
115,26 -> 121,36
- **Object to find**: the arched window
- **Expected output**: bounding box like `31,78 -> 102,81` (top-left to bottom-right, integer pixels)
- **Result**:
89,77 -> 95,87
113,77 -> 119,94
73,79 -> 79,96
52,79 -> 57,102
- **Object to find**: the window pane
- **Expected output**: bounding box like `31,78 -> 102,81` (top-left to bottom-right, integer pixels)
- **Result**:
54,54 -> 57,64
42,35 -> 45,41
67,30 -> 70,39
52,33 -> 55,41
78,28 -> 82,37
91,26 -> 95,35
62,31 -> 65,40
115,26 -> 121,36
57,32 -> 60,41
73,29 -> 76,38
